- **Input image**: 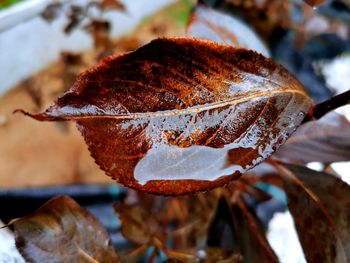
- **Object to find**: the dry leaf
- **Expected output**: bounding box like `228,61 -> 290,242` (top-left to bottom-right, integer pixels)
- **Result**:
41,3 -> 62,22
100,0 -> 126,11
274,111 -> 350,163
230,199 -> 278,263
281,164 -> 350,263
18,38 -> 313,195
13,196 -> 119,263
209,197 -> 278,263
303,0 -> 326,8
64,5 -> 85,34
187,3 -> 269,56
167,247 -> 243,263
115,204 -> 159,245
169,194 -> 219,247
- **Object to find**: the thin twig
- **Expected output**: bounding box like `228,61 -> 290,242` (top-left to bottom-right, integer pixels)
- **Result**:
311,90 -> 350,120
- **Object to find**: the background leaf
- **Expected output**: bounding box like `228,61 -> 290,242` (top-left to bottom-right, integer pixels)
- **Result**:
187,3 -> 270,56
281,164 -> 350,263
166,247 -> 243,262
303,0 -> 326,8
13,196 -> 119,263
208,197 -> 278,263
274,111 -> 350,163
115,204 -> 159,245
100,0 -> 126,11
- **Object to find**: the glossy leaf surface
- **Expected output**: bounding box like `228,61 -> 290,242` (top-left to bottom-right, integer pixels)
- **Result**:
187,3 -> 270,57
13,196 -> 119,263
281,164 -> 350,263
275,111 -> 350,163
19,38 -> 313,195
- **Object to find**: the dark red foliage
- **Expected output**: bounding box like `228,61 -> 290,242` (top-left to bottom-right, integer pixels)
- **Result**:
17,38 -> 313,195
280,164 -> 350,263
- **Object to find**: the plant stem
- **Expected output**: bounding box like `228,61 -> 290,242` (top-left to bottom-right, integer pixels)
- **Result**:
312,90 -> 350,119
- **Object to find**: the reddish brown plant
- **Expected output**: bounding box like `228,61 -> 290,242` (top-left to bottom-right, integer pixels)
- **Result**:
17,38 -> 313,195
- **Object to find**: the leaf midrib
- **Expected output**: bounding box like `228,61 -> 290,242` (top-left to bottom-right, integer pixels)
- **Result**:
50,89 -> 312,120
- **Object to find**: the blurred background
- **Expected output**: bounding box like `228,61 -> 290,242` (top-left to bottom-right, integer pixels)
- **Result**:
0,0 -> 349,262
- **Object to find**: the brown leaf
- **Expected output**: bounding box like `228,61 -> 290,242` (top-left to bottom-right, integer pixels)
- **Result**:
17,38 -> 313,195
84,19 -> 112,50
170,193 -> 219,248
224,0 -> 293,39
100,0 -> 126,11
22,78 -> 42,108
303,0 -> 326,8
274,111 -> 350,163
119,244 -> 148,263
187,3 -> 269,56
166,247 -> 243,263
232,198 -> 278,263
41,3 -> 62,22
201,247 -> 243,263
281,164 -> 350,263
64,5 -> 85,34
12,196 -> 119,263
209,197 -> 278,263
115,204 -> 160,245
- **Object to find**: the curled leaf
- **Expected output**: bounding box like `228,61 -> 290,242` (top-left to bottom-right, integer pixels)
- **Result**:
18,38 -> 313,195
281,164 -> 350,263
187,3 -> 270,56
12,196 -> 119,263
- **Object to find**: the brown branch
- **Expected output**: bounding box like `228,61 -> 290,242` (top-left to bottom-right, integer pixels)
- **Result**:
311,90 -> 350,120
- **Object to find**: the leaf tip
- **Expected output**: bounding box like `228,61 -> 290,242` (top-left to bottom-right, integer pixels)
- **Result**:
13,109 -> 45,121
13,108 -> 66,121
